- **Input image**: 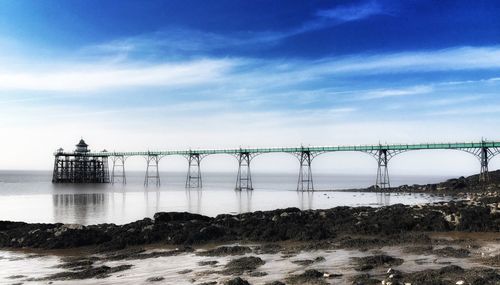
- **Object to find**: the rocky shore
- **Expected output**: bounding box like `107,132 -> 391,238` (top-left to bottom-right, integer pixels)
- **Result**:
1,193 -> 499,252
358,170 -> 500,194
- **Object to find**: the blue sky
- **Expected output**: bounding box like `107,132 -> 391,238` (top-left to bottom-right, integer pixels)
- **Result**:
1,0 -> 500,175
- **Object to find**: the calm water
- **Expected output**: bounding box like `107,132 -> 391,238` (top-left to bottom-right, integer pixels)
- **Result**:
0,171 -> 452,225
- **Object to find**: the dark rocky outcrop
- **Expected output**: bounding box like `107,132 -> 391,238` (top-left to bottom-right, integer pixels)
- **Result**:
379,265 -> 500,285
42,264 -> 133,280
1,192 -> 499,251
197,245 -> 252,256
223,256 -> 265,275
352,255 -> 404,271
146,276 -> 165,282
362,169 -> 500,193
285,269 -> 329,285
291,256 -> 325,266
433,246 -> 470,258
224,277 -> 251,285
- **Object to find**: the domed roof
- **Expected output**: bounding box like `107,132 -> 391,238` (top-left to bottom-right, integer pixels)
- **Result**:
76,139 -> 88,147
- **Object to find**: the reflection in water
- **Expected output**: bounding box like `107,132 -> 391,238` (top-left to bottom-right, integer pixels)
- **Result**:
186,189 -> 203,214
235,190 -> 253,213
0,171 -> 454,225
143,188 -> 161,217
298,191 -> 314,210
52,193 -> 106,225
376,193 -> 391,205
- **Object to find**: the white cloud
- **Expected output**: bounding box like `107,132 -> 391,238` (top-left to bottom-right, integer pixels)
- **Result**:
427,104 -> 500,116
361,85 -> 433,99
309,46 -> 500,74
82,1 -> 388,58
315,0 -> 384,22
0,59 -> 234,91
2,45 -> 500,93
424,95 -> 482,107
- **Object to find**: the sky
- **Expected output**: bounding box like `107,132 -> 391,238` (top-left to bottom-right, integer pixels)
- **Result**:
0,0 -> 500,176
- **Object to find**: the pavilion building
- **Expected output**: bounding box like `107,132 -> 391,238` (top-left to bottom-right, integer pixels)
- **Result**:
52,139 -> 109,183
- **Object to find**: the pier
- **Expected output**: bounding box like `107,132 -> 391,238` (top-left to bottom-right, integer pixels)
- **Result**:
53,140 -> 500,191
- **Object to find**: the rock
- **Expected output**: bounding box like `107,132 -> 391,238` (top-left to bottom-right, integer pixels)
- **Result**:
350,273 -> 380,285
153,212 -> 211,223
57,257 -> 96,269
402,266 -> 500,285
7,275 -> 26,279
480,254 -> 500,266
248,271 -> 268,277
43,264 -> 133,280
146,276 -> 165,282
197,246 -> 252,256
352,255 -> 404,271
264,282 -> 285,285
286,269 -> 329,285
197,260 -> 218,266
433,247 -> 470,258
224,277 -> 250,285
291,256 -> 325,266
223,256 -> 265,275
254,243 -> 282,254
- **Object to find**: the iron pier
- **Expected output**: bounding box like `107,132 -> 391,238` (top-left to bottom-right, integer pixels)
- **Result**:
53,139 -> 500,191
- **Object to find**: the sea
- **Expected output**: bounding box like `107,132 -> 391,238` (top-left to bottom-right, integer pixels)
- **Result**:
0,170 -> 453,225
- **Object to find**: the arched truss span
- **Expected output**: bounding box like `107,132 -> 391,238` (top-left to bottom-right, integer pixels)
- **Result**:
292,150 -> 325,192
110,155 -> 129,185
460,147 -> 500,182
233,151 -> 261,191
144,153 -> 164,187
184,152 -> 210,188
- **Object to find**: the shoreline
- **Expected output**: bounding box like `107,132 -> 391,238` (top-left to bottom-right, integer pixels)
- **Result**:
1,192 -> 499,251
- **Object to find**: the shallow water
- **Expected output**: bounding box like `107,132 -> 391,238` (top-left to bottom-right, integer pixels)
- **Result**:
0,171 -> 452,225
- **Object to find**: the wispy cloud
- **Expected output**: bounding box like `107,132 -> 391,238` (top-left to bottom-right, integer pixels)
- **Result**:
427,105 -> 500,116
309,46 -> 500,74
315,0 -> 384,22
361,85 -> 433,99
2,46 -> 500,93
440,77 -> 500,86
83,1 -> 388,58
0,59 -> 235,91
424,96 -> 482,107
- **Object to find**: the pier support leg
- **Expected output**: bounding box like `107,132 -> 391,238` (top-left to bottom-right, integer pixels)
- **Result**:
111,156 -> 127,184
52,155 -> 61,183
297,151 -> 314,191
144,154 -> 161,187
479,147 -> 490,183
186,153 -> 202,188
462,144 -> 500,185
235,152 -> 253,191
376,149 -> 390,190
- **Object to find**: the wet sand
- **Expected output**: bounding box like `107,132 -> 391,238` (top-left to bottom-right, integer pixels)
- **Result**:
1,231 -> 499,284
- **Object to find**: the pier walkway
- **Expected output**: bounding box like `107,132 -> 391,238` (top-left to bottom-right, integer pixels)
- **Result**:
54,141 -> 500,191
